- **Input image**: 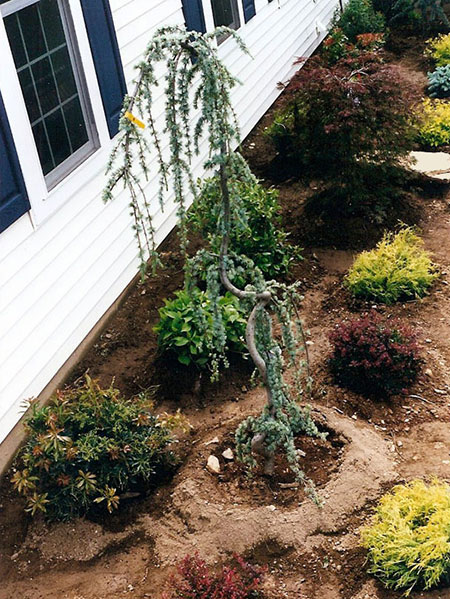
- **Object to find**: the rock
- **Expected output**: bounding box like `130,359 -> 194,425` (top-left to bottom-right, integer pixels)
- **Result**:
205,436 -> 219,446
206,455 -> 220,474
397,440 -> 403,448
222,448 -> 234,460
10,552 -> 19,561
425,368 -> 433,378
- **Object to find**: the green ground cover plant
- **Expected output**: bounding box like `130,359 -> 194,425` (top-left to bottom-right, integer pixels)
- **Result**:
12,377 -> 177,520
362,479 -> 450,594
189,177 -> 300,279
154,288 -> 246,369
428,64 -> 450,97
417,97 -> 450,146
346,227 -> 438,303
329,312 -> 423,396
332,0 -> 385,42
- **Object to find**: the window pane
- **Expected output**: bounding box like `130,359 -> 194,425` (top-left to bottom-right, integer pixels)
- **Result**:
40,0 -> 66,50
32,120 -> 54,175
45,107 -> 71,165
4,14 -> 27,68
31,56 -> 59,114
211,0 -> 234,27
63,97 -> 88,151
17,3 -> 46,62
18,67 -> 41,122
51,46 -> 77,102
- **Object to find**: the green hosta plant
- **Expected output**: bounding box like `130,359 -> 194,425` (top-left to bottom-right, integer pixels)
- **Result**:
154,288 -> 247,369
362,479 -> 450,594
189,177 -> 300,279
346,227 -> 438,303
428,65 -> 450,97
12,377 -> 177,520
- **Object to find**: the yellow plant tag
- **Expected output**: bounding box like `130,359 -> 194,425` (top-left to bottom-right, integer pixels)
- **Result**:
124,111 -> 145,129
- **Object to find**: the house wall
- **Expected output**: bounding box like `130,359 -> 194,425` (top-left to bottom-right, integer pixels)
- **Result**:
0,0 -> 338,452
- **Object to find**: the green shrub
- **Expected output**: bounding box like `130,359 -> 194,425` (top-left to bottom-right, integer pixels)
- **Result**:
374,0 -> 449,29
11,377 -> 176,520
425,34 -> 450,66
428,64 -> 450,97
154,287 -> 246,368
333,0 -> 385,42
321,30 -> 385,65
362,479 -> 450,594
346,227 -> 438,303
329,312 -> 423,396
322,28 -> 354,64
416,98 -> 450,146
391,0 -> 449,29
190,177 -> 300,279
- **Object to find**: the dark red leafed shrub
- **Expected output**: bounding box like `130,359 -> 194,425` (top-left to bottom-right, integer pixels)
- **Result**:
265,53 -> 418,216
328,312 -> 423,397
162,554 -> 265,599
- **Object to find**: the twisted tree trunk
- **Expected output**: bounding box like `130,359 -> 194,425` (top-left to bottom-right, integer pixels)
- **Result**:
217,146 -> 275,474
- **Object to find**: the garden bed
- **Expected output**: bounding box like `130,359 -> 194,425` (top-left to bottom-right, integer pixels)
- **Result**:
2,30 -> 450,599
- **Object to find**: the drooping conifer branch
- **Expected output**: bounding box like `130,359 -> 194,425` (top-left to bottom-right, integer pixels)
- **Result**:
103,26 -> 324,500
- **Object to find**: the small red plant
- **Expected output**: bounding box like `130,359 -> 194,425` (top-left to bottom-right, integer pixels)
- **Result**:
162,554 -> 265,599
329,312 -> 423,397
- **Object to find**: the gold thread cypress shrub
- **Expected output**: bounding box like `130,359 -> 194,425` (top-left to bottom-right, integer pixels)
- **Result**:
346,227 -> 438,304
362,479 -> 450,595
425,34 -> 450,67
417,98 -> 450,147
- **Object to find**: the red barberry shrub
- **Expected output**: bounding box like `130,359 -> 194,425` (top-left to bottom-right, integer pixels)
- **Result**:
328,312 -> 423,397
162,554 -> 265,599
266,53 -> 418,216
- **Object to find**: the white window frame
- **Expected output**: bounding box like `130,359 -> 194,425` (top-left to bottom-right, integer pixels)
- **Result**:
0,0 -> 117,228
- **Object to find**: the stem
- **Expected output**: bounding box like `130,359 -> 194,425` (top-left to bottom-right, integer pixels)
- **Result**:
217,143 -> 275,473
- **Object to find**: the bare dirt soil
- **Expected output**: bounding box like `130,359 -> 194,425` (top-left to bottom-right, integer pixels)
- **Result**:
2,33 -> 450,599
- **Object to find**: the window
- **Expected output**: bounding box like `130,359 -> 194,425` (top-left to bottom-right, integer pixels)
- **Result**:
0,0 -> 98,189
211,0 -> 240,40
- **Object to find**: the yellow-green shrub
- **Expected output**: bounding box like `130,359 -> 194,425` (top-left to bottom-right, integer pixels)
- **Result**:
417,98 -> 450,147
346,227 -> 438,304
361,480 -> 450,595
425,34 -> 450,67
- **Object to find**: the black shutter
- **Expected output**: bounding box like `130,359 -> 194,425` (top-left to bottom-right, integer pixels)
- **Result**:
242,0 -> 256,22
181,0 -> 206,32
0,93 -> 30,233
80,0 -> 127,138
